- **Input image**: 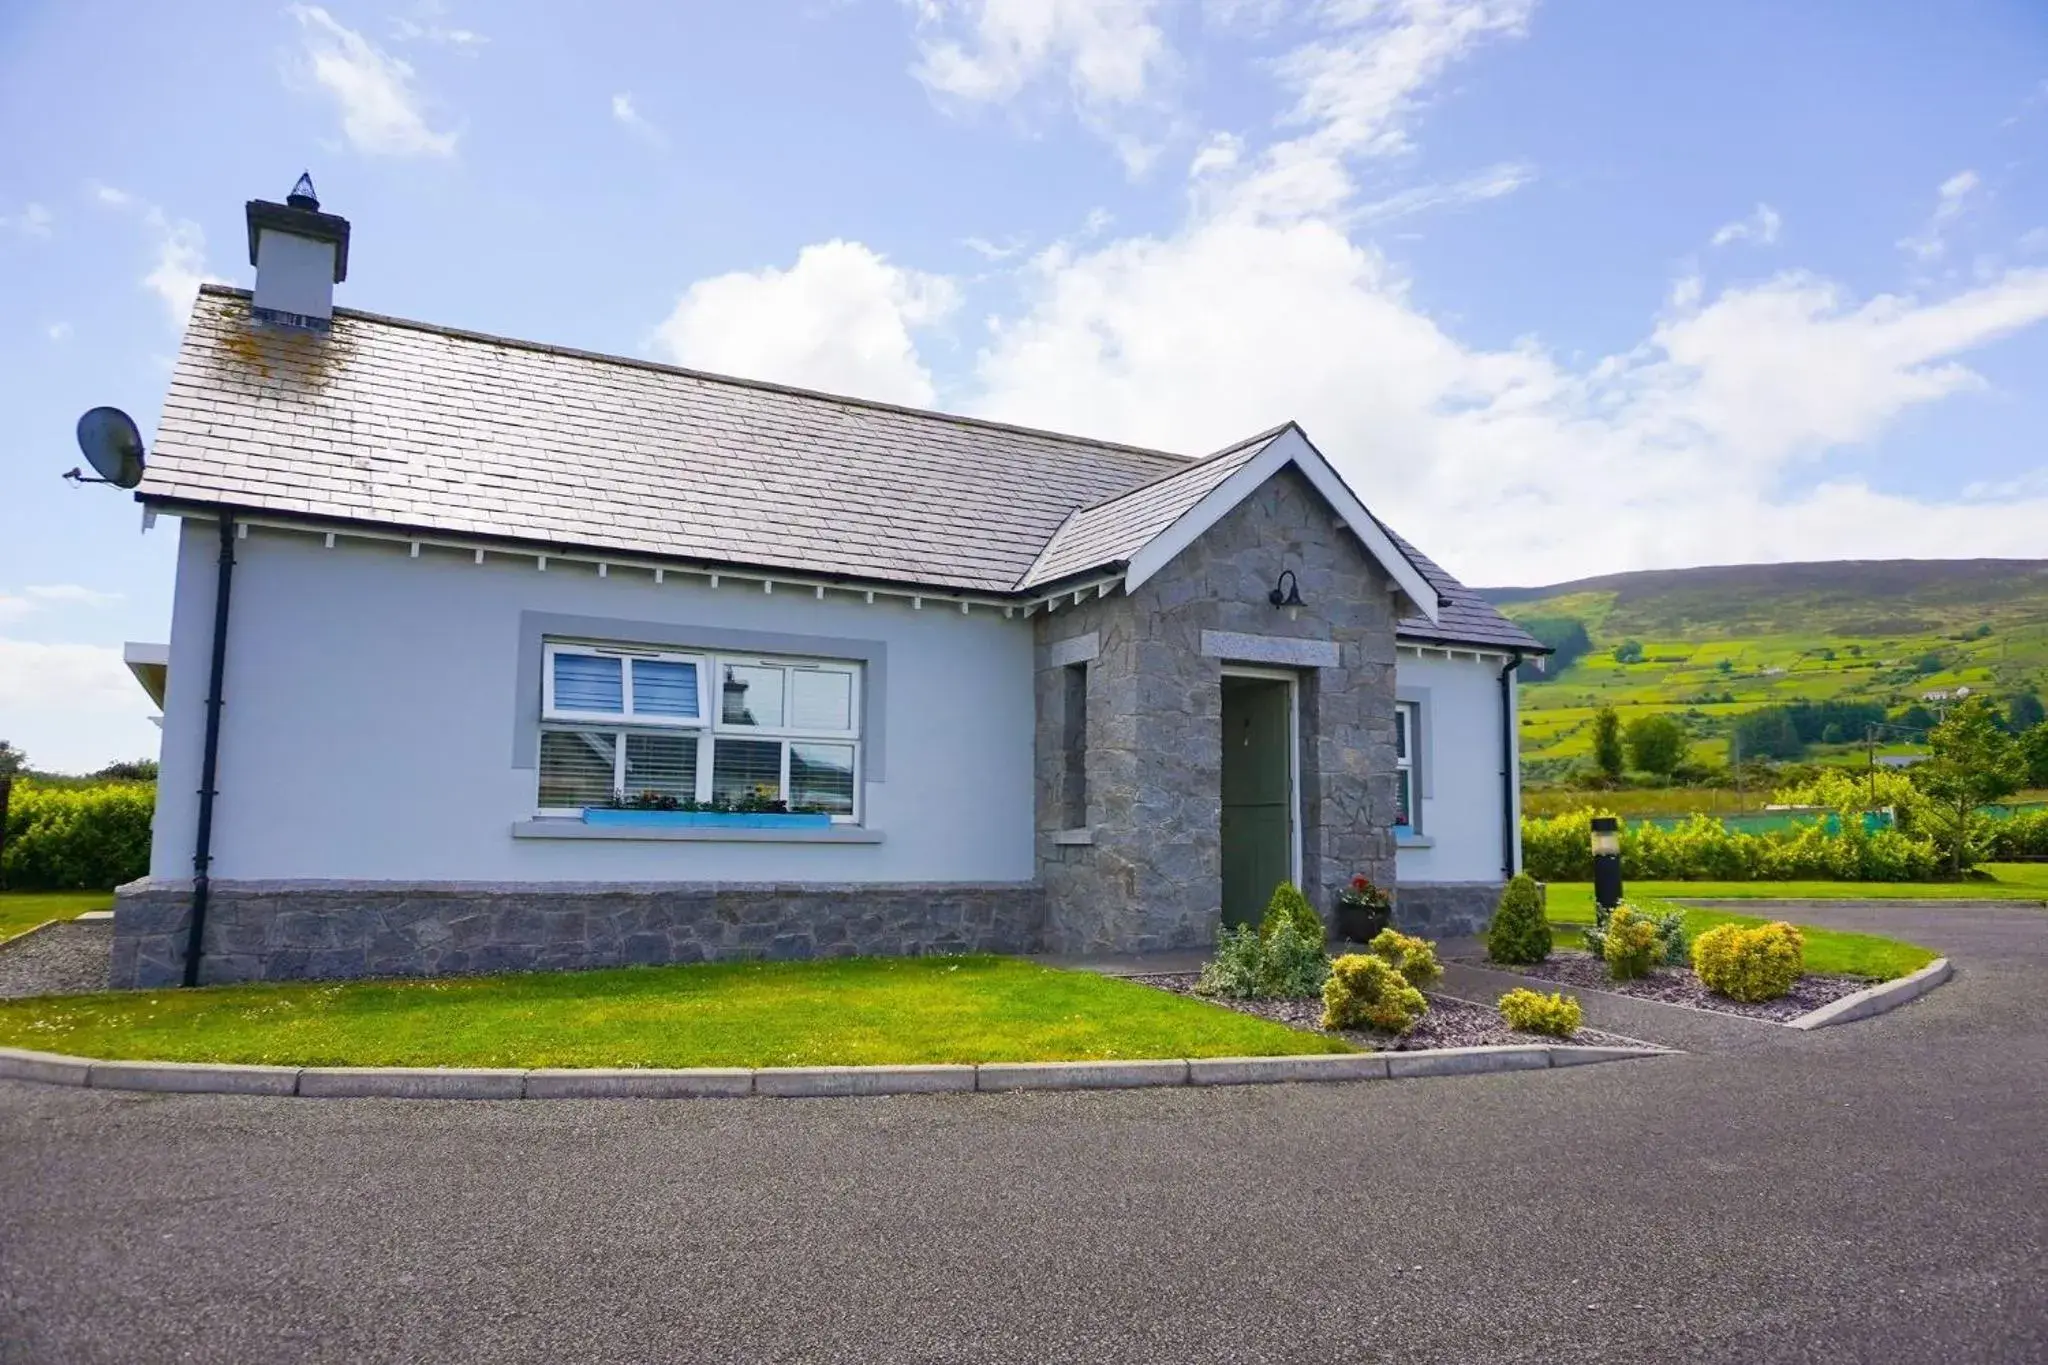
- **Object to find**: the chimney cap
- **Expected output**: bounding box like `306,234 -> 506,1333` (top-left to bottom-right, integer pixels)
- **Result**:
244,176 -> 351,282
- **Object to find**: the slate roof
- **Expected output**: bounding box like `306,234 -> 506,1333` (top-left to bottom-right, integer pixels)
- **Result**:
143,285 -> 1543,652
1017,425 -> 1289,590
1387,529 -> 1546,654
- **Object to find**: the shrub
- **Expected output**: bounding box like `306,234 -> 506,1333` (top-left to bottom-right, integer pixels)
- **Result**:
1,781 -> 154,890
1521,806 -> 1951,884
1321,953 -> 1427,1034
1485,873 -> 1551,964
1257,916 -> 1332,999
1498,988 -> 1582,1038
1261,881 -> 1324,947
1600,904 -> 1662,981
1196,925 -> 1266,999
1196,921 -> 1329,1001
1692,921 -> 1805,1002
1365,927 -> 1441,990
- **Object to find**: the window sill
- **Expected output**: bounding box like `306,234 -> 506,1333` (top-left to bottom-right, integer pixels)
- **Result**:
1051,829 -> 1094,846
1395,833 -> 1434,849
512,819 -> 885,845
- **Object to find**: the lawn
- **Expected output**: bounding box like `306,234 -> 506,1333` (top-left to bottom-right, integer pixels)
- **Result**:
0,955 -> 1354,1069
0,891 -> 112,944
1541,886 -> 1938,980
1544,863 -> 2048,907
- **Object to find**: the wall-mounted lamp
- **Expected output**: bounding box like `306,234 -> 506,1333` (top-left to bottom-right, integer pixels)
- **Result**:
1268,569 -> 1304,621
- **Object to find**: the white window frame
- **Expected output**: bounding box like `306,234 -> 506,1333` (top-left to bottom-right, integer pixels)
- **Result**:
1394,700 -> 1418,834
538,644 -> 863,823
542,642 -> 708,728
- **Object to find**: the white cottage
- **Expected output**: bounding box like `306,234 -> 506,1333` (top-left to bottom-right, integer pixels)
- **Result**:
112,184 -> 1545,987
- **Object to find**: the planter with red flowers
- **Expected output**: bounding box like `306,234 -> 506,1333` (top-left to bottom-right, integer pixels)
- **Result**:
1334,875 -> 1393,944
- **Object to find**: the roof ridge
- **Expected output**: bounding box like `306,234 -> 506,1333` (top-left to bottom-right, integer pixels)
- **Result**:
193,283 -> 1194,469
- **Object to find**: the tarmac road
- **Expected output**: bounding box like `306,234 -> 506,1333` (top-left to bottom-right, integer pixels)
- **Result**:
1,901 -> 2041,1364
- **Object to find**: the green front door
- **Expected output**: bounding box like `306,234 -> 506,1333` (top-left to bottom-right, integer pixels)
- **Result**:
1221,675 -> 1294,929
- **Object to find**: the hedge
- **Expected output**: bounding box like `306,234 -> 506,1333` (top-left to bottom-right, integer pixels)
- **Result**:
1,781 -> 154,891
1522,808 -> 1943,883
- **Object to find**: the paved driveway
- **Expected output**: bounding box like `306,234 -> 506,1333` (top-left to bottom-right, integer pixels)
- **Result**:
1,902 -> 2041,1364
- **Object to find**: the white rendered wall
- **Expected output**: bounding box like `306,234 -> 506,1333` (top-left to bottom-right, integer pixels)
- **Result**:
251,230 -> 337,322
1393,649 -> 1517,884
149,520 -> 1037,883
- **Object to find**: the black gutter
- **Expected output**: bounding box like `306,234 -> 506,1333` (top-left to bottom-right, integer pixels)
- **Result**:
183,512 -> 237,987
1498,653 -> 1522,879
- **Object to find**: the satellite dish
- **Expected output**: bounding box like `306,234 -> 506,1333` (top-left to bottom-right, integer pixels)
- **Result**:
68,407 -> 147,489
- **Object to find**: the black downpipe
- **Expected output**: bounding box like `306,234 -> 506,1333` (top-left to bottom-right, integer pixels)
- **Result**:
183,512 -> 237,988
1498,653 -> 1522,880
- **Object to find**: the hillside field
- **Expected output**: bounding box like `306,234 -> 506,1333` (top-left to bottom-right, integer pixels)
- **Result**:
1489,559 -> 2048,782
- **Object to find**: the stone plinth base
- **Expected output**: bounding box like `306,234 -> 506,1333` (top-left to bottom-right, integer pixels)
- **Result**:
109,878 -> 1046,988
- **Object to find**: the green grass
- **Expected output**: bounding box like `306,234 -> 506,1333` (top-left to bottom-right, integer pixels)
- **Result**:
1544,864 -> 2048,908
1498,560 -> 2048,771
0,955 -> 1353,1069
0,891 -> 112,943
1541,886 -> 1941,979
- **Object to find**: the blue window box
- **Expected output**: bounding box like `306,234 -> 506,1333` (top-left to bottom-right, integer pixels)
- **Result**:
582,808 -> 833,830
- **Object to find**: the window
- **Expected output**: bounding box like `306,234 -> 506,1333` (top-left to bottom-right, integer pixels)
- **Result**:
1394,701 -> 1418,833
538,644 -> 862,821
1061,662 -> 1088,829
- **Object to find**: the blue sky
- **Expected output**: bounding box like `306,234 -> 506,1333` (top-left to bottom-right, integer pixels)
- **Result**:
3,0 -> 2046,771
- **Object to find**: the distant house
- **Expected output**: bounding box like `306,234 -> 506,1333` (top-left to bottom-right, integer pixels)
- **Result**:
1919,686 -> 1970,702
1876,754 -> 1929,768
111,182 -> 1546,988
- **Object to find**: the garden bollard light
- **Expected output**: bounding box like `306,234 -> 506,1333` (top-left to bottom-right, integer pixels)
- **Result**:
1591,815 -> 1623,911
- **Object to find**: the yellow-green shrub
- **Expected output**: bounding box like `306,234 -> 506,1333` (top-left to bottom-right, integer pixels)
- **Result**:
1,781 -> 154,890
1602,904 -> 1662,980
1498,988 -> 1581,1038
1691,921 -> 1805,1002
1365,927 -> 1441,990
1321,953 -> 1427,1033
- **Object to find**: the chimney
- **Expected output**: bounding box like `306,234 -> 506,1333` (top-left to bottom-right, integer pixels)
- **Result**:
244,172 -> 350,330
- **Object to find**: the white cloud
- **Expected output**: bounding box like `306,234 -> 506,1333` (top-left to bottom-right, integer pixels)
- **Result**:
1710,202 -> 1781,248
0,638 -> 160,775
46,322 -> 72,342
288,5 -> 458,158
1210,0 -> 1533,222
140,208 -> 222,328
649,241 -> 959,407
909,0 -> 1175,175
0,584 -> 123,626
663,0 -> 2048,584
1356,160 -> 1534,226
2016,226 -> 2048,256
611,92 -> 666,147
963,234 -> 1026,261
391,17 -> 487,49
88,181 -> 133,209
2,202 -> 53,239
1898,169 -> 1979,262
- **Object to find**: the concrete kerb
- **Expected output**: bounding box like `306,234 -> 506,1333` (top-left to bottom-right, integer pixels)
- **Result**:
1789,957 -> 1953,1030
0,1044 -> 1670,1100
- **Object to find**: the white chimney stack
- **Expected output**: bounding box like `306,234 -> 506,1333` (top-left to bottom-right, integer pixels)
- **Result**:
245,172 -> 350,330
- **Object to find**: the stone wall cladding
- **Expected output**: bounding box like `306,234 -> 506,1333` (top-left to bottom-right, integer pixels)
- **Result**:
1394,881 -> 1504,940
109,879 -> 1046,988
1034,467 -> 1400,955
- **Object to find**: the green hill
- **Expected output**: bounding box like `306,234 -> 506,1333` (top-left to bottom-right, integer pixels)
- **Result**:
1485,559 -> 2048,780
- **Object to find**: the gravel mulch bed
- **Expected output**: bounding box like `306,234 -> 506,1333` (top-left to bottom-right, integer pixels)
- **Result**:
1454,950 -> 1871,1023
0,920 -> 113,1000
1130,973 -> 1647,1051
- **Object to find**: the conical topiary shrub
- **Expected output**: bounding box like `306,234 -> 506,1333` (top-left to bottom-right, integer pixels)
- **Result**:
1260,881 -> 1325,946
1486,872 -> 1552,965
